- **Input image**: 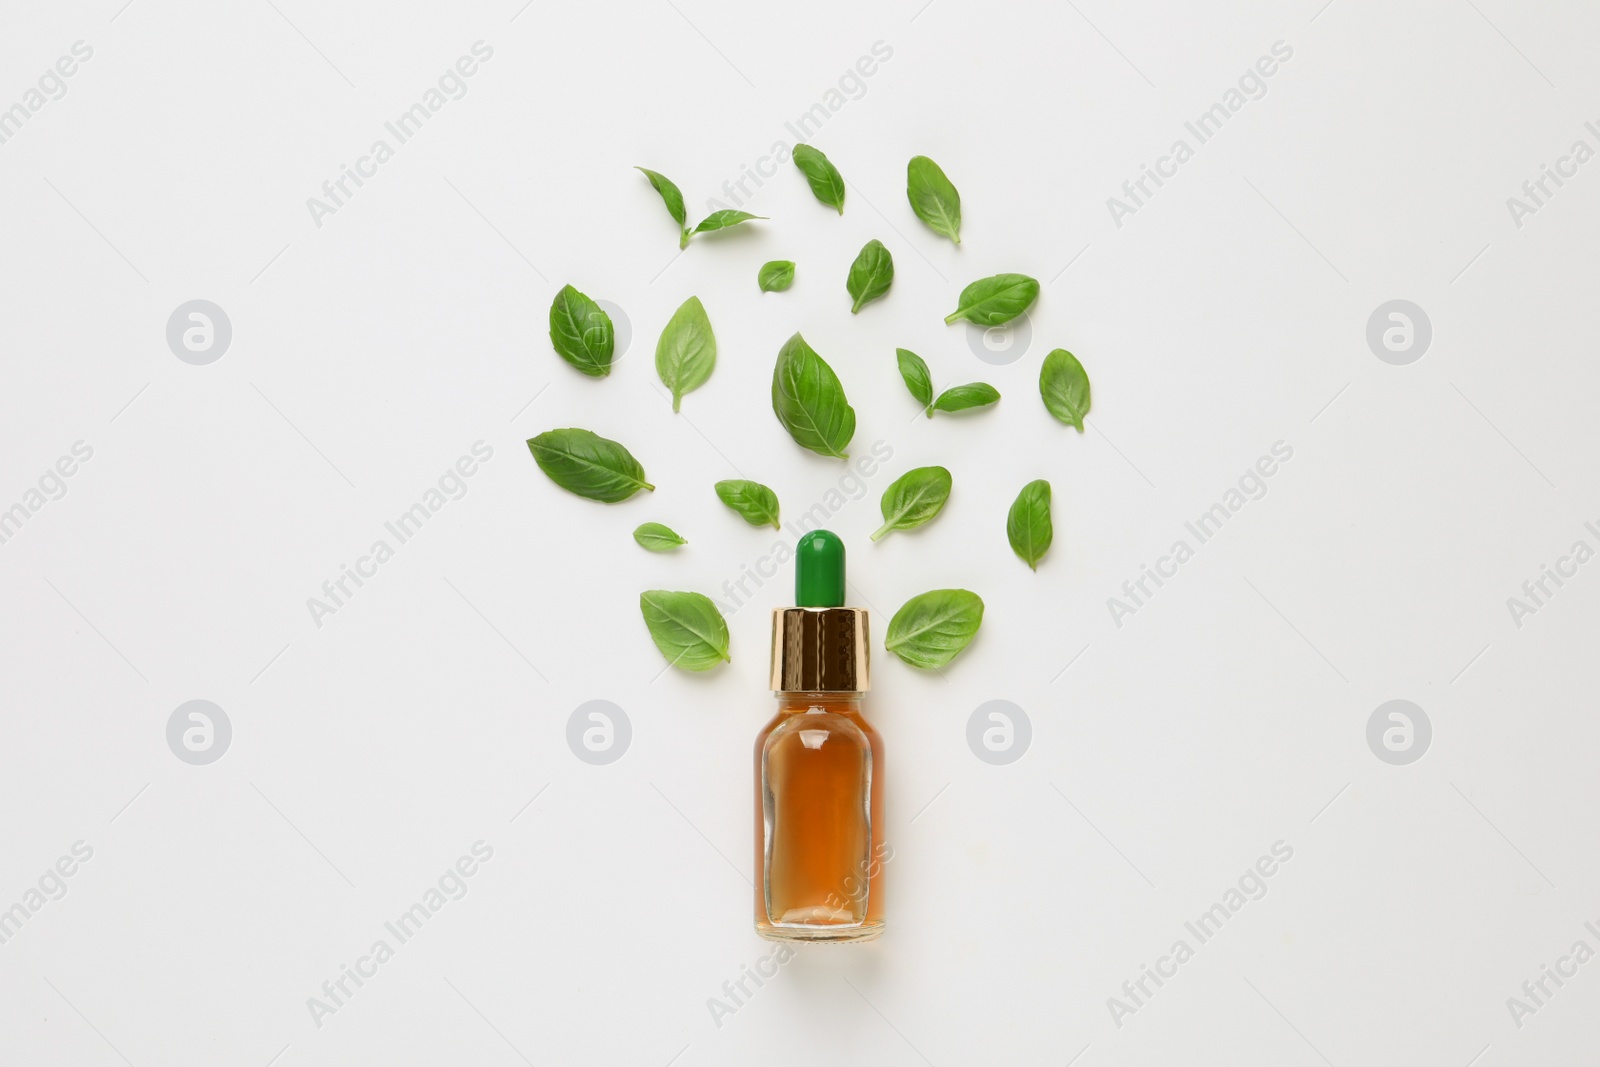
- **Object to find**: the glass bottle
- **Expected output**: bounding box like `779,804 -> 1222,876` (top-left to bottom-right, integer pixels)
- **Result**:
755,530 -> 885,942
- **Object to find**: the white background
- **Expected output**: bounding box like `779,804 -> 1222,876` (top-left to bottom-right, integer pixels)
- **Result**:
1,0 -> 1597,1063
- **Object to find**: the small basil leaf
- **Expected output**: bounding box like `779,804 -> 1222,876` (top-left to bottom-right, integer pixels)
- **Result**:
944,273 -> 1040,326
885,589 -> 984,669
792,143 -> 845,214
931,382 -> 1000,414
634,522 -> 687,552
771,332 -> 856,459
1006,480 -> 1052,571
907,155 -> 961,245
758,260 -> 795,293
692,209 -> 765,236
846,239 -> 893,314
1040,348 -> 1091,431
872,465 -> 952,542
527,428 -> 654,503
714,479 -> 781,529
635,166 -> 689,248
655,296 -> 716,413
640,590 -> 730,670
895,348 -> 934,412
548,284 -> 614,378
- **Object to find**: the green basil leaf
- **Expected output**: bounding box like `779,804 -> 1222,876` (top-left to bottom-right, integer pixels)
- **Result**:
1006,480 -> 1052,571
907,155 -> 961,245
931,382 -> 1000,414
692,209 -> 765,236
655,296 -> 716,413
714,479 -> 781,529
872,465 -> 952,542
895,348 -> 934,412
792,143 -> 845,213
640,590 -> 730,670
636,166 -> 689,248
846,239 -> 893,314
527,428 -> 654,503
634,522 -> 687,551
758,260 -> 795,293
547,284 -> 614,378
1039,348 -> 1091,431
944,273 -> 1040,326
771,332 -> 856,459
885,589 -> 984,669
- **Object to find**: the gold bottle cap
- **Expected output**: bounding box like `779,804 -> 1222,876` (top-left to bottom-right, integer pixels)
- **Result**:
769,606 -> 871,693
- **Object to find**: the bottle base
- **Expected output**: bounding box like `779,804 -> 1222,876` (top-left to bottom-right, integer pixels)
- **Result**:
755,920 -> 884,943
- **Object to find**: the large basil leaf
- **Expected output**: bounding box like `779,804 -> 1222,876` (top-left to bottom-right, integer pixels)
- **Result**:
1039,348 -> 1091,431
847,239 -> 893,313
944,273 -> 1039,326
1006,480 -> 1052,570
907,155 -> 961,245
640,590 -> 730,670
548,284 -> 614,378
527,428 -> 653,502
885,589 -> 984,669
714,479 -> 781,529
771,332 -> 856,459
792,143 -> 845,213
872,466 -> 952,542
655,296 -> 716,412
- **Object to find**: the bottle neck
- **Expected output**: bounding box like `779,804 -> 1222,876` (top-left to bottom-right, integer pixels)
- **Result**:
775,691 -> 863,714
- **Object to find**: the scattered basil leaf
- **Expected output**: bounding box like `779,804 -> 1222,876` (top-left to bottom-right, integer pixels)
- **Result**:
634,522 -> 687,551
944,273 -> 1040,326
872,465 -> 952,542
906,155 -> 961,245
1006,480 -> 1052,571
846,239 -> 893,313
932,382 -> 1000,414
792,144 -> 845,214
885,589 -> 984,669
636,166 -> 690,248
771,332 -> 857,459
714,479 -> 781,529
758,260 -> 795,293
655,296 -> 716,413
1039,348 -> 1091,431
895,348 -> 934,412
547,284 -> 614,378
527,428 -> 654,503
640,590 -> 730,670
692,209 -> 765,237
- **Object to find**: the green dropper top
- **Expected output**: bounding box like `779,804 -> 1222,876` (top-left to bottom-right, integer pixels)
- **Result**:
795,529 -> 846,607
